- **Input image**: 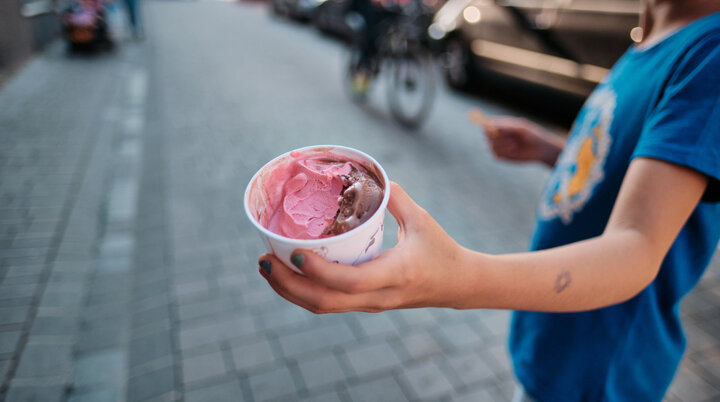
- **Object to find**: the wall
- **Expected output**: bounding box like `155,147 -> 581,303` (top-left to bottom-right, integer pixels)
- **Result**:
0,0 -> 59,85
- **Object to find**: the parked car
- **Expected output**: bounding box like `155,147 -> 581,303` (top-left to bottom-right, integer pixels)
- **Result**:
311,0 -> 443,42
271,0 -> 325,21
430,0 -> 641,97
311,0 -> 356,40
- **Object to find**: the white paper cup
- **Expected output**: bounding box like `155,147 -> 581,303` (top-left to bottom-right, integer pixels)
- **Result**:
244,145 -> 390,273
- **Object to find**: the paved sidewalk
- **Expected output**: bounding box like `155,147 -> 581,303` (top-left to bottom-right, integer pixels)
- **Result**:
1,2 -> 719,401
0,39 -> 152,401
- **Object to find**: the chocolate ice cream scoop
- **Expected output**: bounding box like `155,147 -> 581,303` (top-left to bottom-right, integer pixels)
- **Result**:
324,164 -> 384,236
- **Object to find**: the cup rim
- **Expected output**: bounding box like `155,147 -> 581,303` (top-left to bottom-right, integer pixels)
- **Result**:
244,145 -> 391,246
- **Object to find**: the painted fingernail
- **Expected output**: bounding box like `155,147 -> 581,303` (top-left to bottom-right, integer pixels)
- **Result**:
290,253 -> 304,268
259,260 -> 271,275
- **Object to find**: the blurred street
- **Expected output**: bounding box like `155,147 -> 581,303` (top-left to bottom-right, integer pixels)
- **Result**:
1,1 -> 719,401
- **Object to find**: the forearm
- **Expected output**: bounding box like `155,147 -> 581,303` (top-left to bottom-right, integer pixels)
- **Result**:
450,230 -> 662,312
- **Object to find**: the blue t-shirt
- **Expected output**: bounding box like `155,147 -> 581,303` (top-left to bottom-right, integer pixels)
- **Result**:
509,12 -> 720,402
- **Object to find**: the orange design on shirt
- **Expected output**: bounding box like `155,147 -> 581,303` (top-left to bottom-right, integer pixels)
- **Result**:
553,128 -> 603,205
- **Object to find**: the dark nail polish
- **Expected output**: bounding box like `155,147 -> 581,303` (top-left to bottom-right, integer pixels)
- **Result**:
290,254 -> 304,268
259,260 -> 271,275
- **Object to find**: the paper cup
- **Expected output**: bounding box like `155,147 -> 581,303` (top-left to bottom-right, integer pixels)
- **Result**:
244,145 -> 390,273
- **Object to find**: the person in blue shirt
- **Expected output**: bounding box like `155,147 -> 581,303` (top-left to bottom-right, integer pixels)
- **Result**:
256,0 -> 720,400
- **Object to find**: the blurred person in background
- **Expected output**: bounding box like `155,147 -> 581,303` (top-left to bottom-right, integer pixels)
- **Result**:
123,0 -> 143,39
258,0 -> 720,400
347,0 -> 411,94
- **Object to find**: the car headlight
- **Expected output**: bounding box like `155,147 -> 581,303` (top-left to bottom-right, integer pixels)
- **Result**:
462,6 -> 481,24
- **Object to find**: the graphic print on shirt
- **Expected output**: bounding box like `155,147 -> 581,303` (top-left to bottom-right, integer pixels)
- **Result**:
539,87 -> 616,224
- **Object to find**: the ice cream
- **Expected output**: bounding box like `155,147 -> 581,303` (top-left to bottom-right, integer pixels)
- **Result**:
245,145 -> 391,269
262,151 -> 384,240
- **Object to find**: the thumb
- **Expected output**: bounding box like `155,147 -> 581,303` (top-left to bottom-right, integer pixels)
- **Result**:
386,182 -> 424,230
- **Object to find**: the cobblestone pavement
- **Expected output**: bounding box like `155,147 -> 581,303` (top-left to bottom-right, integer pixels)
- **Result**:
1,1 -> 719,401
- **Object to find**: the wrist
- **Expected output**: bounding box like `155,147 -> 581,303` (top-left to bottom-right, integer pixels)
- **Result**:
444,247 -> 496,310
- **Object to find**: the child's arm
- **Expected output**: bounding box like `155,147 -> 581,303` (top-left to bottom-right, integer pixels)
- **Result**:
258,157 -> 707,314
457,157 -> 705,311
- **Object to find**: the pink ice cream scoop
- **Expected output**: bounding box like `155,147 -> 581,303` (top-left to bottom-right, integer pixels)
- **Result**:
262,151 -> 384,240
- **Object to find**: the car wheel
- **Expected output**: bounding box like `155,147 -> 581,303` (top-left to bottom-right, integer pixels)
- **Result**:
444,37 -> 474,90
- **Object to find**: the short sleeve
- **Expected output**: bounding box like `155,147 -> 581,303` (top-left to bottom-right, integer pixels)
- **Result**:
632,33 -> 720,202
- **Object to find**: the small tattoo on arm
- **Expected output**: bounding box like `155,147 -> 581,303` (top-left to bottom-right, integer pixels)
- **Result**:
554,270 -> 572,293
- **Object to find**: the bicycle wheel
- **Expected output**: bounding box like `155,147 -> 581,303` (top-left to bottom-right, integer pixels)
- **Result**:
386,52 -> 435,129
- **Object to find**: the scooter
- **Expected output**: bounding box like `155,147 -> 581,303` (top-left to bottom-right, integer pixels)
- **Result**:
60,0 -> 113,50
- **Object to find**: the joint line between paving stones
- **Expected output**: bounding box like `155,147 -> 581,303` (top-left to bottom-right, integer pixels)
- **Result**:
138,36 -> 186,400
66,64 -> 145,402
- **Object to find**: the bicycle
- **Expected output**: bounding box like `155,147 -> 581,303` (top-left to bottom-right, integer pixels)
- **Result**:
345,5 -> 436,129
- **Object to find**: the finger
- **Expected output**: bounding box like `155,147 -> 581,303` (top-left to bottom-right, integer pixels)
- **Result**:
492,115 -> 528,129
386,182 -> 423,230
491,142 -> 508,159
259,261 -> 308,308
259,254 -> 336,313
290,249 -> 402,294
482,130 -> 499,153
482,123 -> 500,140
485,128 -> 500,141
259,254 -> 391,313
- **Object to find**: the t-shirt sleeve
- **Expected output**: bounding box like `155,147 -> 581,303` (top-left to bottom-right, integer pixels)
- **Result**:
632,33 -> 720,202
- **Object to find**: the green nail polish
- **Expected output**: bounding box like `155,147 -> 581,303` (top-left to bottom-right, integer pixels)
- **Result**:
291,254 -> 304,268
259,260 -> 271,275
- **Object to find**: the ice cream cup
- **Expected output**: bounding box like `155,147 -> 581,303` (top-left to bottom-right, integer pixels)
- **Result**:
244,145 -> 391,273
